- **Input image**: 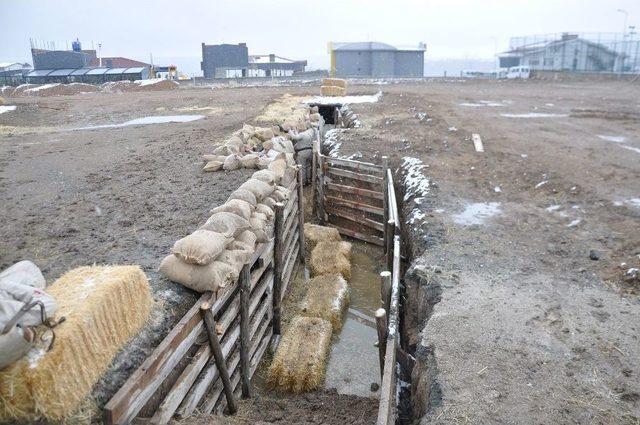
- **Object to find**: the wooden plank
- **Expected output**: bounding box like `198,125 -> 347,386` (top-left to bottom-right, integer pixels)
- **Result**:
326,182 -> 383,200
104,293 -> 209,425
249,240 -> 273,268
325,156 -> 383,175
200,350 -> 240,414
325,205 -> 384,232
249,295 -> 272,344
280,223 -> 299,264
249,310 -> 272,357
383,157 -> 390,252
328,166 -> 384,184
201,304 -> 237,414
317,154 -> 326,224
281,243 -> 299,298
311,139 -> 318,216
472,133 -> 484,152
249,269 -> 273,317
325,195 -> 384,217
280,202 -> 299,246
272,203 -> 284,336
283,190 -> 298,223
376,335 -> 397,425
297,167 -> 306,266
250,328 -> 273,377
239,265 -> 252,398
328,223 -> 384,246
174,325 -> 239,419
375,308 -> 388,380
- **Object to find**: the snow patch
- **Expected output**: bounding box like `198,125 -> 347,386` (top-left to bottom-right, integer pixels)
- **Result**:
620,145 -> 640,154
24,83 -> 60,93
306,91 -> 382,105
0,105 -> 16,114
74,115 -> 205,130
324,128 -> 345,158
452,202 -> 501,226
535,180 -> 548,189
500,113 -> 568,118
597,135 -> 626,143
566,219 -> 581,227
401,157 -> 431,227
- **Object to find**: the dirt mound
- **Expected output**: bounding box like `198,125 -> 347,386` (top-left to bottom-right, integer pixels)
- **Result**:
0,86 -> 15,97
12,84 -> 38,95
100,81 -> 136,92
134,79 -> 179,91
19,83 -> 100,97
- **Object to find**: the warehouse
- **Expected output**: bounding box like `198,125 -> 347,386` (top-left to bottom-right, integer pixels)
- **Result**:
200,42 -> 306,78
24,67 -> 150,84
331,42 -> 426,78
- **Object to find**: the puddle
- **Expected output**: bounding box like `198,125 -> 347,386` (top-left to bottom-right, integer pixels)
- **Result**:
73,115 -> 204,130
0,105 -> 16,114
452,202 -> 501,225
598,135 -> 626,143
348,242 -> 385,317
324,316 -> 379,398
500,113 -> 568,118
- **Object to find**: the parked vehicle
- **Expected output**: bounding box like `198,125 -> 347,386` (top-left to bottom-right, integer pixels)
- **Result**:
506,66 -> 530,79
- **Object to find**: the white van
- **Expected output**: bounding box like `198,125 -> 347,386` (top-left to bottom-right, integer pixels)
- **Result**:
506,66 -> 530,79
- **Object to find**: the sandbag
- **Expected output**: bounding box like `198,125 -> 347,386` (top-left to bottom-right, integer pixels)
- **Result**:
223,154 -> 242,171
268,159 -> 287,180
240,154 -> 259,169
249,214 -> 271,243
203,160 -> 223,172
281,166 -> 297,187
271,137 -> 295,154
171,229 -> 229,265
310,113 -> 321,122
261,196 -> 277,209
254,127 -> 275,142
213,144 -> 237,156
236,229 -> 257,248
217,248 -> 251,268
201,212 -> 251,238
257,156 -> 271,170
225,135 -> 244,149
271,187 -> 290,202
210,199 -> 253,220
248,136 -> 262,149
160,255 -> 238,292
239,178 -> 275,201
228,188 -> 257,206
255,204 -> 275,221
252,169 -> 277,185
202,154 -> 227,162
262,139 -> 274,151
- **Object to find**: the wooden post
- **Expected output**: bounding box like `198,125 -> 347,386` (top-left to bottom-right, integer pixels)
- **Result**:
317,153 -> 326,224
375,308 -> 388,379
380,271 -> 392,313
297,167 -> 306,266
311,134 -> 318,217
239,265 -> 252,398
385,219 -> 395,272
272,203 -> 284,338
200,303 -> 237,415
382,156 -> 389,253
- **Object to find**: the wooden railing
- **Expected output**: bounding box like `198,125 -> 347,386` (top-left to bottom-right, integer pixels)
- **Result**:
104,173 -> 304,424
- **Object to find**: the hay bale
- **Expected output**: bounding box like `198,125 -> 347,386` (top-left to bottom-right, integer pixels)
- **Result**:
309,240 -> 352,280
0,266 -> 151,422
300,274 -> 349,331
322,78 -> 347,89
267,316 -> 332,393
320,85 -> 346,97
303,224 -> 341,258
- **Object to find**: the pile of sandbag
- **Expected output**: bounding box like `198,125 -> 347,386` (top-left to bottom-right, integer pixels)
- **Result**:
160,169 -> 292,293
320,78 -> 347,97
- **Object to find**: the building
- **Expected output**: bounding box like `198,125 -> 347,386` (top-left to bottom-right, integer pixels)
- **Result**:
24,67 -> 150,84
499,33 -> 632,73
0,62 -> 32,85
201,42 -> 307,78
330,42 -> 426,78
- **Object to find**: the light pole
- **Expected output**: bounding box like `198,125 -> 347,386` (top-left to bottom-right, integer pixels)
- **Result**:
617,9 -> 629,73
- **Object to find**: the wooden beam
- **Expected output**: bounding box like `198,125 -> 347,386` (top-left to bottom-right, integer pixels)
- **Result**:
325,205 -> 384,232
200,303 -> 237,415
251,329 -> 273,377
272,203 -> 284,336
281,243 -> 299,298
326,182 -> 384,200
382,157 -> 390,253
376,335 -> 397,425
328,223 -> 384,246
239,265 -> 252,398
200,350 -> 241,414
297,167 -> 306,266
385,220 -> 395,272
325,156 -> 383,175
317,154 -> 326,224
249,269 -> 273,317
328,166 -> 384,184
324,195 -> 384,217
375,308 -> 387,380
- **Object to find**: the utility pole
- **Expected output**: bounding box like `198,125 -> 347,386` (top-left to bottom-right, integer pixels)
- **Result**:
618,9 -> 629,73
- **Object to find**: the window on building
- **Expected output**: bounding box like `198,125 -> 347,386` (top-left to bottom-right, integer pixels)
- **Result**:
543,58 -> 554,66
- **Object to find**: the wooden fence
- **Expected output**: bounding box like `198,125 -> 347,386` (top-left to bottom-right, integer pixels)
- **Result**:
104,172 -> 304,424
312,134 -> 386,246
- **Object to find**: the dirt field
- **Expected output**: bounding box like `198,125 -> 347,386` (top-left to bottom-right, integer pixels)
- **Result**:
335,80 -> 640,424
2,79 -> 639,424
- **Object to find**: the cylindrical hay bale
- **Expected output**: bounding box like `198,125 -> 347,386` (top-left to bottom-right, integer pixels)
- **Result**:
321,78 -> 347,89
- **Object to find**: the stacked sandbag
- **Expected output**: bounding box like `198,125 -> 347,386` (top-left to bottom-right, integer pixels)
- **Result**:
320,78 -> 347,97
160,172 -> 286,293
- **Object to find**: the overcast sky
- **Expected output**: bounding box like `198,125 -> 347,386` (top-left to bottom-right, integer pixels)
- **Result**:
2,0 -> 639,75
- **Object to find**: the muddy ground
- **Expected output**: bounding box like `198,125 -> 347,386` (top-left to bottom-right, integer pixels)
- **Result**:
2,79 -> 639,424
333,80 -> 640,424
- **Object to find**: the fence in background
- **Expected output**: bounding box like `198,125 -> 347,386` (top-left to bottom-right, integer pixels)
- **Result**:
104,173 -> 304,424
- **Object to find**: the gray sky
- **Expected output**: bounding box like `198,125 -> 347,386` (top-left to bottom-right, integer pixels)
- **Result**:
2,0 -> 639,75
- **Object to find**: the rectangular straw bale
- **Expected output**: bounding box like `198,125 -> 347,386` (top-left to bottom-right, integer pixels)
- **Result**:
321,78 -> 347,89
267,316 -> 332,393
0,265 -> 151,422
309,240 -> 352,280
300,274 -> 349,331
320,85 -> 346,97
303,223 -> 341,259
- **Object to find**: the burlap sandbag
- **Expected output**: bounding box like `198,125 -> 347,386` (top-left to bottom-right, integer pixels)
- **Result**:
223,154 -> 242,171
201,212 -> 251,238
236,229 -> 257,248
218,247 -> 251,268
210,199 -> 253,220
203,154 -> 227,162
268,159 -> 287,180
240,154 -> 259,169
309,113 -> 321,122
225,135 -> 244,149
310,105 -> 319,113
261,196 -> 277,209
214,144 -> 238,156
228,188 -> 257,206
252,169 -> 277,185
248,136 -> 261,149
255,204 -> 274,221
281,166 -> 297,187
271,137 -> 295,154
172,229 -> 229,265
239,178 -> 275,201
254,127 -> 275,142
159,255 -> 238,292
203,161 -> 223,172
249,214 -> 271,243
257,156 -> 271,170
262,139 -> 274,151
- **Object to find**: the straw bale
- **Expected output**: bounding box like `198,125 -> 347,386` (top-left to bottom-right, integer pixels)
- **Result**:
267,316 -> 332,393
321,78 -> 347,89
303,224 -> 341,258
0,266 -> 151,422
320,85 -> 346,97
309,241 -> 352,280
300,274 -> 349,331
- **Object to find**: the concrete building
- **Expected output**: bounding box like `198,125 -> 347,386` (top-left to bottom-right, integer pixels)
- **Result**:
201,42 -> 306,78
0,62 -> 32,85
331,42 -> 426,78
499,33 -> 627,73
